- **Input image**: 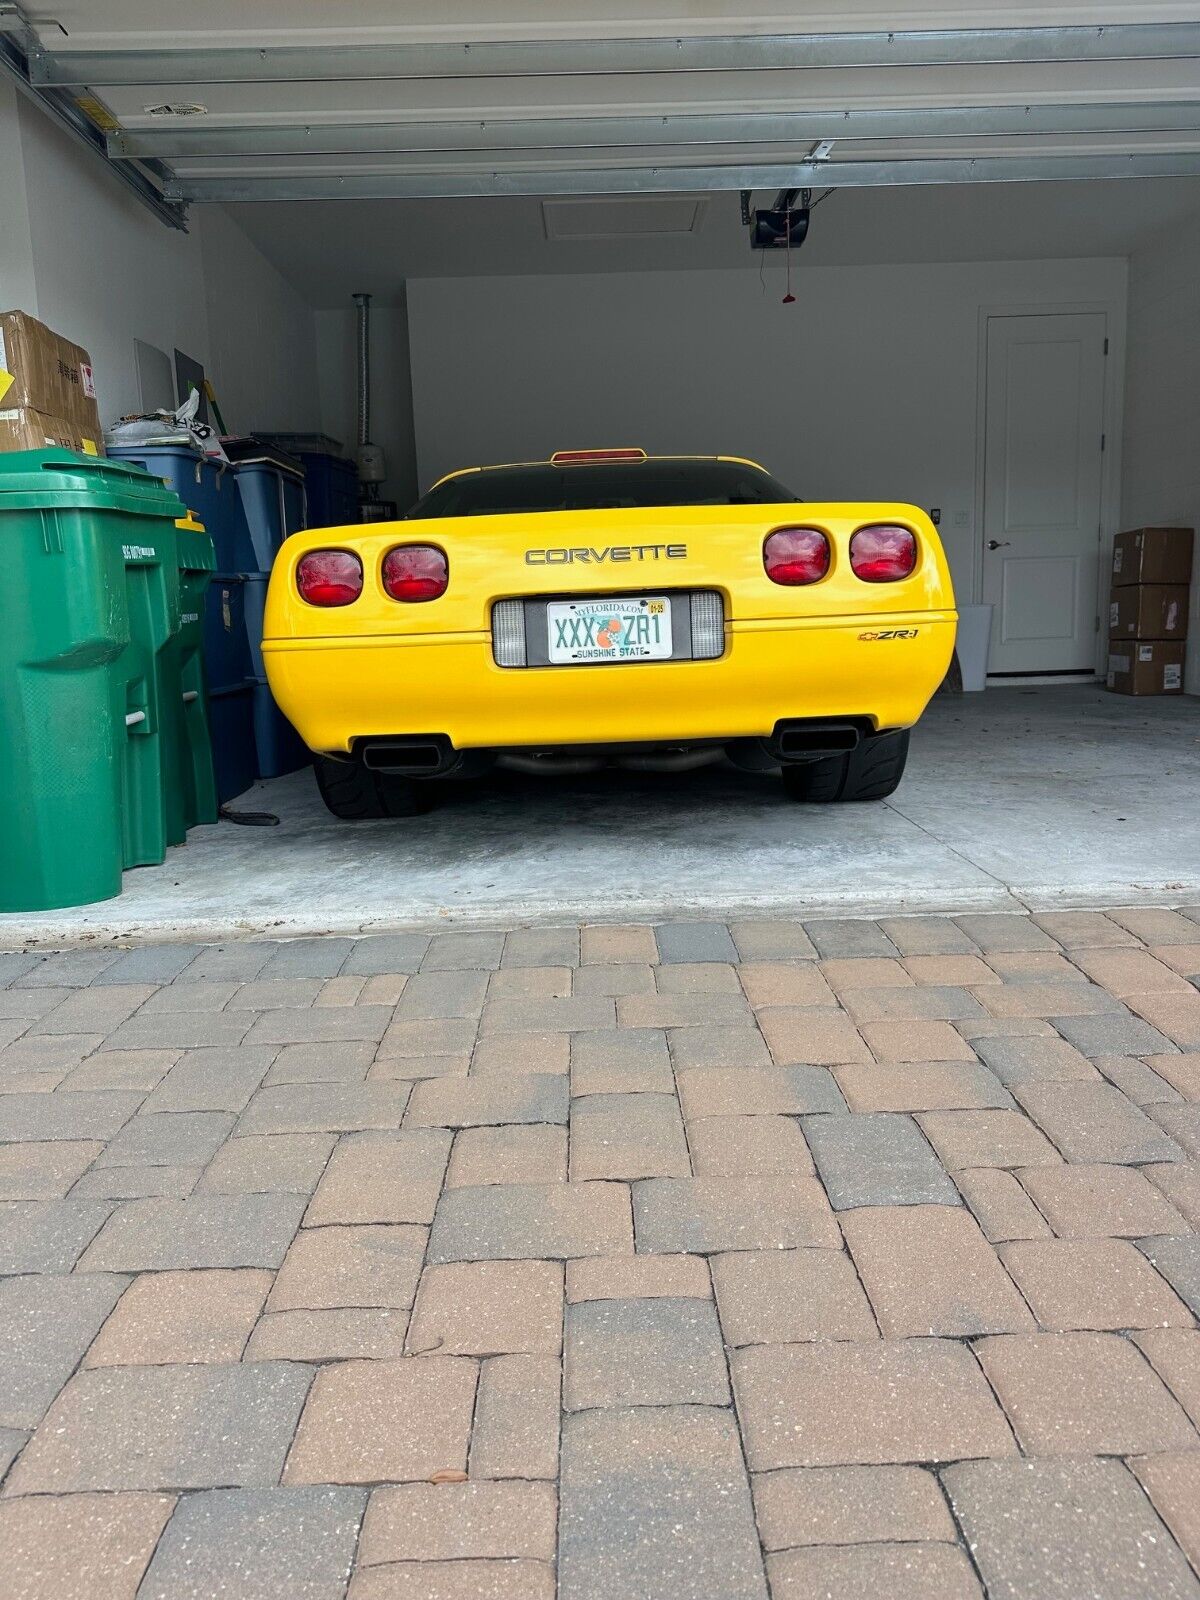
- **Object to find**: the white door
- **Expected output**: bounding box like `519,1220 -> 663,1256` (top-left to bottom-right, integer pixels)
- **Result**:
981,313 -> 1107,675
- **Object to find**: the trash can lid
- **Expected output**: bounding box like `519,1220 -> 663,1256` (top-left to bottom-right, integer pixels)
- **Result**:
176,511 -> 205,531
0,448 -> 186,519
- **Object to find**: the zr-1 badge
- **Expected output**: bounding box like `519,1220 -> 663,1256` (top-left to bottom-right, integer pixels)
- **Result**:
859,628 -> 920,640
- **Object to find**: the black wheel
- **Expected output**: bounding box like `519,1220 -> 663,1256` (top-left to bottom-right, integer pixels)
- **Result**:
780,729 -> 910,803
313,756 -> 428,820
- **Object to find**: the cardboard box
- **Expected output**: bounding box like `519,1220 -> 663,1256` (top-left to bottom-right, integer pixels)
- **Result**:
1108,584 -> 1190,642
0,310 -> 101,442
1111,527 -> 1194,588
0,406 -> 102,455
1107,640 -> 1185,695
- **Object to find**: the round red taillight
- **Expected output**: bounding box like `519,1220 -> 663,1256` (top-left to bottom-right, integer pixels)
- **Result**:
764,527 -> 831,586
296,549 -> 363,607
850,524 -> 917,582
383,544 -> 449,603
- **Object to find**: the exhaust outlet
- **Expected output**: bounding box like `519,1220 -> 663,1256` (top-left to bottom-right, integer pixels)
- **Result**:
360,737 -> 453,774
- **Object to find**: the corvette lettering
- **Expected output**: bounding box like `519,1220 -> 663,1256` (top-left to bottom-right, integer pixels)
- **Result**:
525,544 -> 687,565
859,628 -> 920,640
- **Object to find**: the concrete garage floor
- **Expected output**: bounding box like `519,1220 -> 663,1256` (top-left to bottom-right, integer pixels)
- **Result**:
4,686 -> 1199,945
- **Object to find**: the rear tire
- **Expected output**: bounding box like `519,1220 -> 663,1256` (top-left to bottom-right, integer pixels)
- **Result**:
314,756 -> 427,820
780,729 -> 910,803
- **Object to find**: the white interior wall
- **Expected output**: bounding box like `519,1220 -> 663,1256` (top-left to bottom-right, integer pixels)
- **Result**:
1121,209 -> 1200,695
4,88 -> 321,437
408,258 -> 1127,609
314,299 -> 418,508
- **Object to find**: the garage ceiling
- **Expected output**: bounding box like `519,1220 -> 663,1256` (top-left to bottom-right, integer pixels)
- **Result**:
3,1 -> 1200,230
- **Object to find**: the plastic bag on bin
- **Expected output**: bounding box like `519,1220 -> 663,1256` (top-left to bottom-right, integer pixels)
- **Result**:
105,387 -> 229,462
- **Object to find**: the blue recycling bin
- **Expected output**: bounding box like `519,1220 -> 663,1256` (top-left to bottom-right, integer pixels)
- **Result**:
235,456 -> 306,567
204,573 -> 257,803
107,443 -> 259,801
107,444 -> 256,571
292,451 -> 359,528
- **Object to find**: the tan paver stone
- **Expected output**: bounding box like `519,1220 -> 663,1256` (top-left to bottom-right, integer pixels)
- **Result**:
1016,1162 -> 1191,1237
196,1132 -> 335,1195
469,1353 -> 560,1479
734,1338 -> 1015,1469
1000,1237 -> 1194,1330
470,1033 -> 569,1074
616,993 -> 749,1030
85,1269 -> 271,1366
571,962 -> 655,997
1013,1081 -> 1185,1163
407,1260 -> 563,1354
752,1463 -> 956,1549
977,983 -> 1120,1018
1131,1454 -> 1200,1576
269,1224 -> 426,1311
360,974 -> 408,1006
832,1060 -> 1010,1112
1133,1329 -> 1200,1427
1150,1104 -> 1200,1157
878,917 -> 979,956
635,1173 -> 840,1253
315,976 -> 367,1007
565,1253 -> 711,1302
976,1331 -> 1200,1454
266,1041 -> 375,1084
428,1181 -> 632,1262
358,1481 -> 557,1564
956,1017 -> 1057,1040
730,919 -> 818,960
580,924 -> 657,964
446,1125 -> 567,1187
768,1543 -> 983,1600
903,955 -> 999,986
1031,909 -> 1138,947
305,1130 -> 452,1225
916,1109 -> 1062,1169
405,1073 -> 566,1129
655,961 -> 742,994
1126,990 -> 1200,1049
1149,944 -> 1200,977
665,1021 -> 773,1070
368,1054 -> 471,1084
712,1247 -> 878,1344
244,1307 -> 410,1361
841,1205 -> 1033,1336
348,1559 -> 555,1600
739,963 -> 835,1008
758,1008 -> 871,1066
1071,948 -> 1194,995
1094,1053 -> 1184,1105
984,952 -> 1090,984
377,1018 -> 478,1059
226,978 -> 324,1011
1144,1054 -> 1200,1101
1108,907 -> 1200,943
568,1091 -> 689,1180
819,958 -> 913,991
860,1020 -> 977,1063
687,1114 -> 815,1176
487,967 -> 571,1001
285,1357 -> 478,1484
0,1140 -> 102,1201
677,1066 -> 843,1119
955,1168 -> 1053,1242
0,1490 -> 174,1600
1143,1162 -> 1200,1228
62,1050 -> 179,1092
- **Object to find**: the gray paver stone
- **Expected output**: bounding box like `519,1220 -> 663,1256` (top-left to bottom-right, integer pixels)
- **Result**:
0,1272 -> 127,1428
564,1297 -> 730,1408
78,1194 -> 305,1271
802,1113 -> 960,1208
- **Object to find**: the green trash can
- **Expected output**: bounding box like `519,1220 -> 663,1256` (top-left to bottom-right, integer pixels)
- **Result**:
0,449 -> 185,911
117,513 -> 178,870
168,511 -> 218,839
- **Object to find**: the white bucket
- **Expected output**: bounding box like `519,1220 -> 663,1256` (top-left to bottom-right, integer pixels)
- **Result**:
955,605 -> 994,692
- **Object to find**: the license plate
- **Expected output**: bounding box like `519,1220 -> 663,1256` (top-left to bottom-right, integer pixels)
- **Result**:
546,596 -> 672,664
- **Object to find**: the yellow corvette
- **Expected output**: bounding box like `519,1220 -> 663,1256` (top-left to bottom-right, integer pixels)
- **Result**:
262,449 -> 957,818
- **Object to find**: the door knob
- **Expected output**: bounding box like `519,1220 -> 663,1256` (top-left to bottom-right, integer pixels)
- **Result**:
987,540 -> 1011,550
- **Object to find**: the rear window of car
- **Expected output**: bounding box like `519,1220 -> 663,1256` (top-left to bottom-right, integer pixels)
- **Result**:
407,459 -> 799,518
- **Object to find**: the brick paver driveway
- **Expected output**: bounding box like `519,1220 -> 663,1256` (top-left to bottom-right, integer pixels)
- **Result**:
1,907 -> 1199,1598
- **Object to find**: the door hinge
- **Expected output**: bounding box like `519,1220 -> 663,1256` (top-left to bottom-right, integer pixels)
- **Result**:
1094,615 -> 1101,633
1100,433 -> 1106,452
1103,337 -> 1109,355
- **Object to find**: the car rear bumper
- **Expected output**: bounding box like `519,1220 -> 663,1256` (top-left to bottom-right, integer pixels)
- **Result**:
262,612 -> 957,755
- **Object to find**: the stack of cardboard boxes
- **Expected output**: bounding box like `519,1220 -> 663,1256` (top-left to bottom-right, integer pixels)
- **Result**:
0,309 -> 103,456
1106,527 -> 1193,695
